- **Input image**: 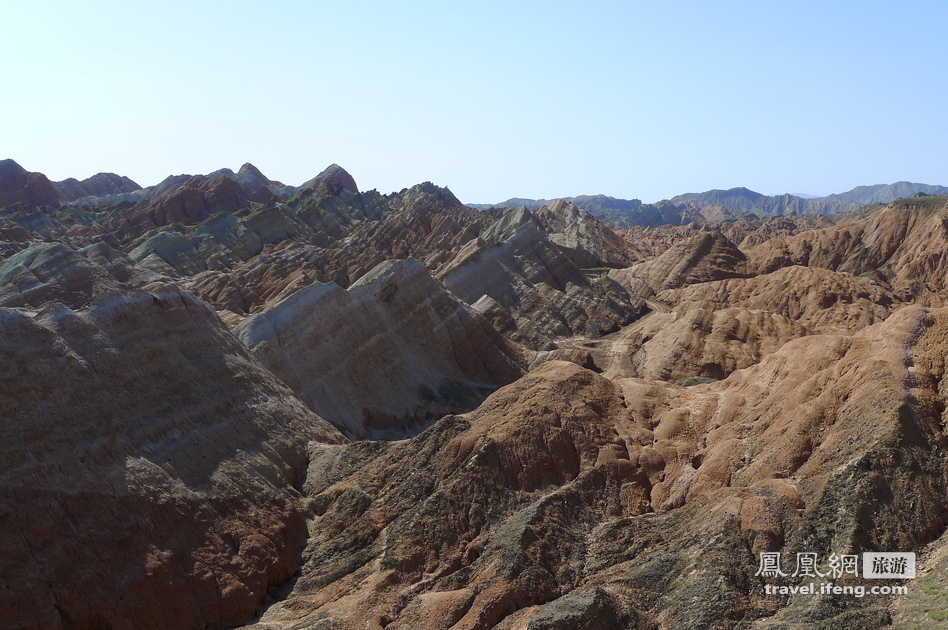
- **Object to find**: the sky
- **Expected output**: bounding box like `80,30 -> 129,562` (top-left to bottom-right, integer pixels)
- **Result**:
2,0 -> 946,203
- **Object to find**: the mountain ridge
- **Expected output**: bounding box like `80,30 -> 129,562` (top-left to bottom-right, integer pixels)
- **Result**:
470,181 -> 948,227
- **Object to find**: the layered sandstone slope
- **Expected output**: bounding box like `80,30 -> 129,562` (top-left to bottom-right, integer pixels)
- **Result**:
126,204 -> 321,278
747,196 -> 948,294
662,264 -> 895,333
718,214 -> 836,250
593,216 -> 908,384
147,174 -> 250,226
609,229 -> 751,295
248,305 -> 948,629
437,207 -> 643,349
616,223 -> 702,260
0,242 -> 124,308
606,305 -> 809,382
589,263 -> 895,384
247,361 -> 648,630
207,163 -> 283,203
302,182 -> 487,287
532,199 -> 638,269
0,241 -> 165,309
0,286 -> 345,630
235,259 -> 525,438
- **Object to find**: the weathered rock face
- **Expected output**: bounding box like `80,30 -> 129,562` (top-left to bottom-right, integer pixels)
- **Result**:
188,241 -> 327,316
533,199 -> 638,269
612,305 -> 809,382
207,163 -> 290,203
298,182 -> 484,288
587,260 -> 894,384
247,303 -> 948,628
718,214 -> 836,251
0,241 -> 159,309
128,228 -> 210,276
80,241 -> 167,287
437,207 -> 644,349
248,361 -> 648,629
0,286 -> 345,629
662,264 -> 895,333
207,168 -> 273,203
235,259 -> 525,438
609,229 -> 751,295
0,159 -> 59,208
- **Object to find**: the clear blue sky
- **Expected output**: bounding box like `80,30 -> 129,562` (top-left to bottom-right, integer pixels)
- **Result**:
3,1 -> 946,203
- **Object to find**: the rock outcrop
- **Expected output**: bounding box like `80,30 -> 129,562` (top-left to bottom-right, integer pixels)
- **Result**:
663,265 -> 895,333
0,286 -> 345,629
207,163 -> 284,203
437,207 -> 644,349
235,259 -> 525,438
609,229 -> 751,295
0,220 -> 38,257
0,159 -> 59,208
189,183 -> 488,315
0,241 -> 165,310
532,199 -> 638,269
746,197 -> 948,296
610,305 -> 809,381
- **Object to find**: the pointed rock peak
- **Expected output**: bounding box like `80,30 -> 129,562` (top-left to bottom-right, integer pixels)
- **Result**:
482,205 -> 540,244
0,159 -> 27,178
301,164 -> 358,194
238,162 -> 269,183
398,181 -> 462,209
546,198 -> 583,218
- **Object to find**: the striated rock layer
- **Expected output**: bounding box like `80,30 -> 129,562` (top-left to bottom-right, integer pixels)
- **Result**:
248,303 -> 948,628
235,259 -> 525,438
438,207 -> 644,349
0,286 -> 345,629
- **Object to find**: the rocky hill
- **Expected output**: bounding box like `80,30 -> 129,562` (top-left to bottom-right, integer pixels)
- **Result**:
4,160 -> 948,628
235,259 -> 525,438
0,286 -> 345,629
0,159 -> 60,208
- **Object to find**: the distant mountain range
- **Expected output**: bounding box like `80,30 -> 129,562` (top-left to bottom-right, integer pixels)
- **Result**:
4,159 -> 946,231
471,182 -> 948,227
